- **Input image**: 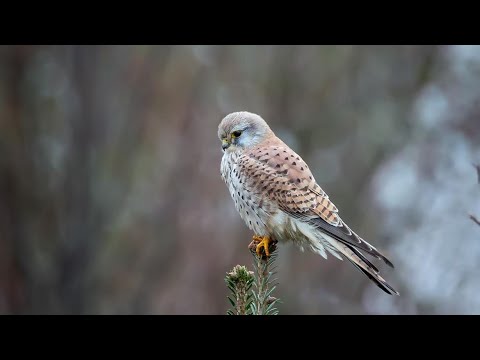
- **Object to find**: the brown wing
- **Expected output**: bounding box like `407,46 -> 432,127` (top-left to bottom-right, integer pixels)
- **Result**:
238,143 -> 340,223
238,142 -> 394,268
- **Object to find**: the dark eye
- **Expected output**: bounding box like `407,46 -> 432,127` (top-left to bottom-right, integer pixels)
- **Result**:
232,130 -> 242,138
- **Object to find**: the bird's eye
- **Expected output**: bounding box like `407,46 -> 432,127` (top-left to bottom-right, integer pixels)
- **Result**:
232,130 -> 242,138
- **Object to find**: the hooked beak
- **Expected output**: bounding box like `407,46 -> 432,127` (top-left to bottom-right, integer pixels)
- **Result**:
222,138 -> 230,151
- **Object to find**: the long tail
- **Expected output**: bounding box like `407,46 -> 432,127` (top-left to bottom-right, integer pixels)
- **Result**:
331,239 -> 399,296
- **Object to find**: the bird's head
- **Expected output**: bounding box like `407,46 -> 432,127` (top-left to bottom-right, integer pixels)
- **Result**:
218,111 -> 273,153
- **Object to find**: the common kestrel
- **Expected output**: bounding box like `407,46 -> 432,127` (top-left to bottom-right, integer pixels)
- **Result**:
218,111 -> 399,295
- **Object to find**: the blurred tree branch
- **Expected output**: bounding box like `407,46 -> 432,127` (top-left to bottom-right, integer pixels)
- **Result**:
470,214 -> 480,227
471,163 -> 480,228
473,163 -> 480,184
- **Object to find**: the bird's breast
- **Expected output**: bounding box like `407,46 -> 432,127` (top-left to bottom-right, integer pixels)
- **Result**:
221,152 -> 276,236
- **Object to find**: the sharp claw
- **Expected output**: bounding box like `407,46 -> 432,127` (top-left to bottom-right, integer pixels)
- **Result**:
264,244 -> 270,257
254,236 -> 271,257
256,244 -> 262,256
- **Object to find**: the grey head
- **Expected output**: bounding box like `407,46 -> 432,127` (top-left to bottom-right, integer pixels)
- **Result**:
218,111 -> 273,152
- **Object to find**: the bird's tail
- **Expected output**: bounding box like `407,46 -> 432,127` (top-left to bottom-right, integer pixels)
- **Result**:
331,240 -> 400,296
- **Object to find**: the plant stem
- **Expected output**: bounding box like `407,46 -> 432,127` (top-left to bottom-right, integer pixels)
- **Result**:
250,240 -> 280,315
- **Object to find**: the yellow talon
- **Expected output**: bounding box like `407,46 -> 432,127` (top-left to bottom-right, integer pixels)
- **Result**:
252,235 -> 273,257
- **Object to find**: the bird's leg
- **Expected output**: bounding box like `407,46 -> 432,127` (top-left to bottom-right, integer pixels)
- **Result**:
249,235 -> 275,257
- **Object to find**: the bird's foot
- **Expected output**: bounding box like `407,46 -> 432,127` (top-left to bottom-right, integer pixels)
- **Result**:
248,235 -> 277,258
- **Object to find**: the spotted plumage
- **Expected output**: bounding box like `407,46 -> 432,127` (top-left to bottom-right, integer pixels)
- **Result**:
219,111 -> 399,295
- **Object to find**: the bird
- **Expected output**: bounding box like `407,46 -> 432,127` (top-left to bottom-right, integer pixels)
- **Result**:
218,111 -> 399,296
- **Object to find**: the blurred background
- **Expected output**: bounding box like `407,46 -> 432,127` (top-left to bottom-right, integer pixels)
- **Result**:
1,45 -> 479,315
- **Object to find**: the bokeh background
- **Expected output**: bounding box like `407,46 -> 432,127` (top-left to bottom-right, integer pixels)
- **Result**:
1,45 -> 479,315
